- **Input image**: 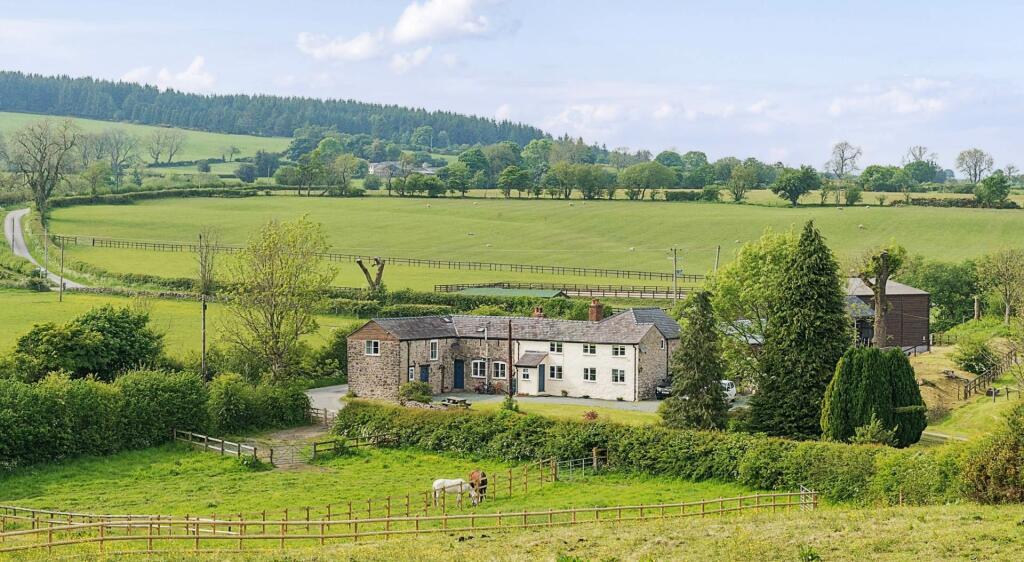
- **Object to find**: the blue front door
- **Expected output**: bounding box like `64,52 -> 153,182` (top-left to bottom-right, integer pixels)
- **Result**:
453,360 -> 465,389
420,365 -> 429,382
537,364 -> 545,392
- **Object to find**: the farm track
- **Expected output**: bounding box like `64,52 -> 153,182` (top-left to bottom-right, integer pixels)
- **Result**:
3,208 -> 86,289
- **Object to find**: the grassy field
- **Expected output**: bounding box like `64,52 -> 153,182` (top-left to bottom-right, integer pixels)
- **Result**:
43,194 -> 1024,288
474,400 -> 659,425
0,111 -> 290,162
0,289 -> 356,355
0,445 -> 755,517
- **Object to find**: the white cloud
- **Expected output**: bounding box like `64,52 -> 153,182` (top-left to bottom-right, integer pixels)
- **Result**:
296,31 -> 383,62
494,103 -> 512,120
746,99 -> 770,114
652,103 -> 675,120
392,0 -> 490,44
120,56 -> 215,93
828,80 -> 949,117
441,53 -> 460,67
390,46 -> 433,73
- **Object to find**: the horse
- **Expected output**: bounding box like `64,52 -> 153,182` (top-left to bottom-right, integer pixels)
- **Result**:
469,469 -> 488,505
432,478 -> 477,507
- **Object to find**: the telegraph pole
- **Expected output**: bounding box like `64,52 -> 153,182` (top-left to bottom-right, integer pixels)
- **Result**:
714,245 -> 721,273
672,247 -> 679,304
43,224 -> 49,279
59,243 -> 65,303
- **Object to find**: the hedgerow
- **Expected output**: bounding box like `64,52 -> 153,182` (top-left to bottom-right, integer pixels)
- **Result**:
333,401 -> 984,504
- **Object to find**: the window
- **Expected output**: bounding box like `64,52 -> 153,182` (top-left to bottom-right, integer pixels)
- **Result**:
612,345 -> 626,357
583,367 -> 597,382
471,360 -> 487,378
493,361 -> 507,379
364,340 -> 380,356
429,340 -> 439,360
612,368 -> 626,383
408,366 -> 415,382
659,339 -> 665,349
549,342 -> 563,353
521,369 -> 530,380
582,344 -> 596,355
549,365 -> 563,380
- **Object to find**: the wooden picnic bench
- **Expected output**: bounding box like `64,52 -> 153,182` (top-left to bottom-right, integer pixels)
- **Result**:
441,397 -> 470,409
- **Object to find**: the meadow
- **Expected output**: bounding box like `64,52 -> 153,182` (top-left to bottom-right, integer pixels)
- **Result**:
0,289 -> 356,355
42,194 -> 1024,288
0,111 -> 290,162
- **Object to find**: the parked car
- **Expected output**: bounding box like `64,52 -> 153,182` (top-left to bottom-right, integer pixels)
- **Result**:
655,379 -> 737,402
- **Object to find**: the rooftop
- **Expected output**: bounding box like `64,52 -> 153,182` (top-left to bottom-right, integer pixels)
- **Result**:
846,278 -> 929,297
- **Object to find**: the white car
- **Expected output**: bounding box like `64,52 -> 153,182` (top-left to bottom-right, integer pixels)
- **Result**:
655,379 -> 737,402
720,380 -> 737,403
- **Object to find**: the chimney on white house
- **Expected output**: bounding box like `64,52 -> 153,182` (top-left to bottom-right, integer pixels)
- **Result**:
531,306 -> 545,318
588,299 -> 603,322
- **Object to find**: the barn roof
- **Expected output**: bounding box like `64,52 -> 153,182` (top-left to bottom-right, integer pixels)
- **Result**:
846,278 -> 929,297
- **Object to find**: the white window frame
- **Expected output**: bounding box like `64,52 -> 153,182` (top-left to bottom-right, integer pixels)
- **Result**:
582,343 -> 596,355
471,360 -> 487,378
549,365 -> 563,380
408,366 -> 415,382
611,368 -> 626,383
492,361 -> 507,379
549,341 -> 563,353
612,345 -> 626,357
364,340 -> 380,356
429,339 -> 439,360
521,368 -> 530,380
583,367 -> 597,382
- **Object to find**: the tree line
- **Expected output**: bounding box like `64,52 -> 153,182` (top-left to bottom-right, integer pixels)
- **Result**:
0,71 -> 546,147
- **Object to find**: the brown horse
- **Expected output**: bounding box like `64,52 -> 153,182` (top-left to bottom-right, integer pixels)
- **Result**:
468,469 -> 488,505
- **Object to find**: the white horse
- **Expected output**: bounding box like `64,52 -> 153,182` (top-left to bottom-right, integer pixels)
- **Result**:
432,478 -> 479,506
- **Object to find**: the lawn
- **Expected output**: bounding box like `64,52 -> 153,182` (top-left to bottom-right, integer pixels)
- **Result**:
0,444 -> 756,518
474,400 -> 660,425
0,111 -> 290,162
0,289 -> 358,356
927,370 -> 1022,440
44,194 -> 1024,288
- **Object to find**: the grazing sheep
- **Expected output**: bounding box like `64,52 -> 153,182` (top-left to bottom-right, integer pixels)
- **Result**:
858,224 -> 865,229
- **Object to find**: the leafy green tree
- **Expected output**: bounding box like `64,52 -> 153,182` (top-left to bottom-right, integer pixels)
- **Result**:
520,138 -> 553,181
654,150 -> 684,169
483,141 -> 522,180
658,292 -> 728,430
224,217 -> 335,379
363,174 -> 382,190
498,165 -> 530,198
749,221 -> 851,439
196,160 -> 211,173
956,148 -> 993,184
8,119 -> 80,223
253,150 -> 281,178
234,163 -> 258,183
458,147 -> 490,179
620,161 -> 675,200
903,159 -> 939,183
975,170 -> 1011,207
900,256 -> 979,331
770,165 -> 821,206
444,161 -> 471,196
324,153 -> 363,195
726,162 -> 758,202
713,156 -> 741,183
81,161 -> 112,195
977,248 -> 1024,324
410,125 -> 434,149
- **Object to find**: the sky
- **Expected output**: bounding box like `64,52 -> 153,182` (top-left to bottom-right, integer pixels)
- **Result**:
2,0 -> 1023,170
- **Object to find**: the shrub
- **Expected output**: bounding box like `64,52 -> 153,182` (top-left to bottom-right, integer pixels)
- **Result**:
399,381 -> 433,403
207,373 -> 256,433
36,374 -> 123,457
961,403 -> 1024,503
850,413 -> 897,446
251,383 -> 310,428
115,370 -> 208,449
952,338 -> 998,374
868,445 -> 966,505
379,304 -> 457,317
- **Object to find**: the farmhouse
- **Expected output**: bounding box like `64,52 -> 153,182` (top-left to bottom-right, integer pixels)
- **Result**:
846,278 -> 930,351
348,301 -> 680,402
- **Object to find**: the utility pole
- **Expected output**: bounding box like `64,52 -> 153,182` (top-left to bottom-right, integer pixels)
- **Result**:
43,224 -> 49,279
714,245 -> 721,273
59,243 -> 65,303
672,246 -> 679,304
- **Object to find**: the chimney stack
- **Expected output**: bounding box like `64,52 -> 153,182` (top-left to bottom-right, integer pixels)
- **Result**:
531,306 -> 545,318
588,299 -> 603,322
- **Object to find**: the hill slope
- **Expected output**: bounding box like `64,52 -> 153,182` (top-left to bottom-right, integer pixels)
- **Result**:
0,71 -> 547,146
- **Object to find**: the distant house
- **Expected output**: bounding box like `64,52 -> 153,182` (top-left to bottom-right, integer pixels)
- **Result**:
846,278 -> 930,351
368,162 -> 399,176
347,301 -> 680,402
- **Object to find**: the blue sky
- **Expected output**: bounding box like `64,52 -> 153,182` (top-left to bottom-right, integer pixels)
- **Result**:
2,0 -> 1023,169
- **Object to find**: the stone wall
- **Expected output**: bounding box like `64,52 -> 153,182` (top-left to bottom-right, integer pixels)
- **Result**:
636,329 -> 671,400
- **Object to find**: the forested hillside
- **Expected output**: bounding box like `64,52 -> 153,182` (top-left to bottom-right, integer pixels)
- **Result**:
0,72 -> 546,146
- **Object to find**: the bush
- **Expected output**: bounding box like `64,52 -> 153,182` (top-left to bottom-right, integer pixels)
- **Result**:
379,304 -> 457,317
961,403 -> 1024,503
398,381 -> 433,403
664,190 -> 702,202
952,338 -> 999,374
207,373 -> 256,433
115,370 -> 208,449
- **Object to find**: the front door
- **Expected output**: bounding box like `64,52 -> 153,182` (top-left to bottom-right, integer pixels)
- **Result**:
419,365 -> 430,382
453,360 -> 465,389
537,364 -> 545,393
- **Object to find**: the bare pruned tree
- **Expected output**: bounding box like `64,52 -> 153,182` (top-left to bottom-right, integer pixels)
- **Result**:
99,129 -> 139,186
855,244 -> 908,347
74,133 -> 105,168
8,119 -> 80,223
147,129 -> 188,165
164,130 -> 186,164
825,141 -> 862,178
356,257 -> 386,293
956,148 -> 994,184
904,145 -> 936,164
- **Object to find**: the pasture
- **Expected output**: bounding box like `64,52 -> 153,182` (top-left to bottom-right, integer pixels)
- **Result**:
42,194 -> 1024,290
0,111 -> 289,162
0,289 -> 356,355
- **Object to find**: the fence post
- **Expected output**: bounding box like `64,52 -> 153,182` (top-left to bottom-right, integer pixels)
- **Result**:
508,468 -> 513,497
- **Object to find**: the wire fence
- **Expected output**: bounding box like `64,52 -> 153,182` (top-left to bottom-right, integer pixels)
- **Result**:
0,490 -> 818,556
48,234 -> 677,281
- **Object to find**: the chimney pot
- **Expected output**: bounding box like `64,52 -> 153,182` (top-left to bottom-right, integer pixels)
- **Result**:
532,306 -> 545,318
588,299 -> 602,322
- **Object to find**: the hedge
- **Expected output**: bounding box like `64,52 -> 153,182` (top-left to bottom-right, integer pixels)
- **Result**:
0,370 -> 310,471
333,401 -> 979,504
325,289 -> 604,320
908,197 -> 1020,209
48,187 -> 258,208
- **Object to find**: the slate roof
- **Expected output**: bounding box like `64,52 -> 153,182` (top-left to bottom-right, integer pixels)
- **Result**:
515,351 -> 548,367
846,278 -> 928,297
368,308 -> 680,345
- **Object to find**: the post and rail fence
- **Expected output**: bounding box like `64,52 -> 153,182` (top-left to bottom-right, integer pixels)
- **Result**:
434,281 -> 703,299
0,490 -> 817,556
48,234 -> 683,282
172,430 -> 257,461
959,350 -> 1018,401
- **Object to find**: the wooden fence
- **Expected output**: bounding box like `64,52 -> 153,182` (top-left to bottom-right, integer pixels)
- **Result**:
960,351 -> 1017,400
307,407 -> 337,426
172,430 -> 257,460
0,490 -> 817,555
49,234 -> 675,281
434,281 -> 703,299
